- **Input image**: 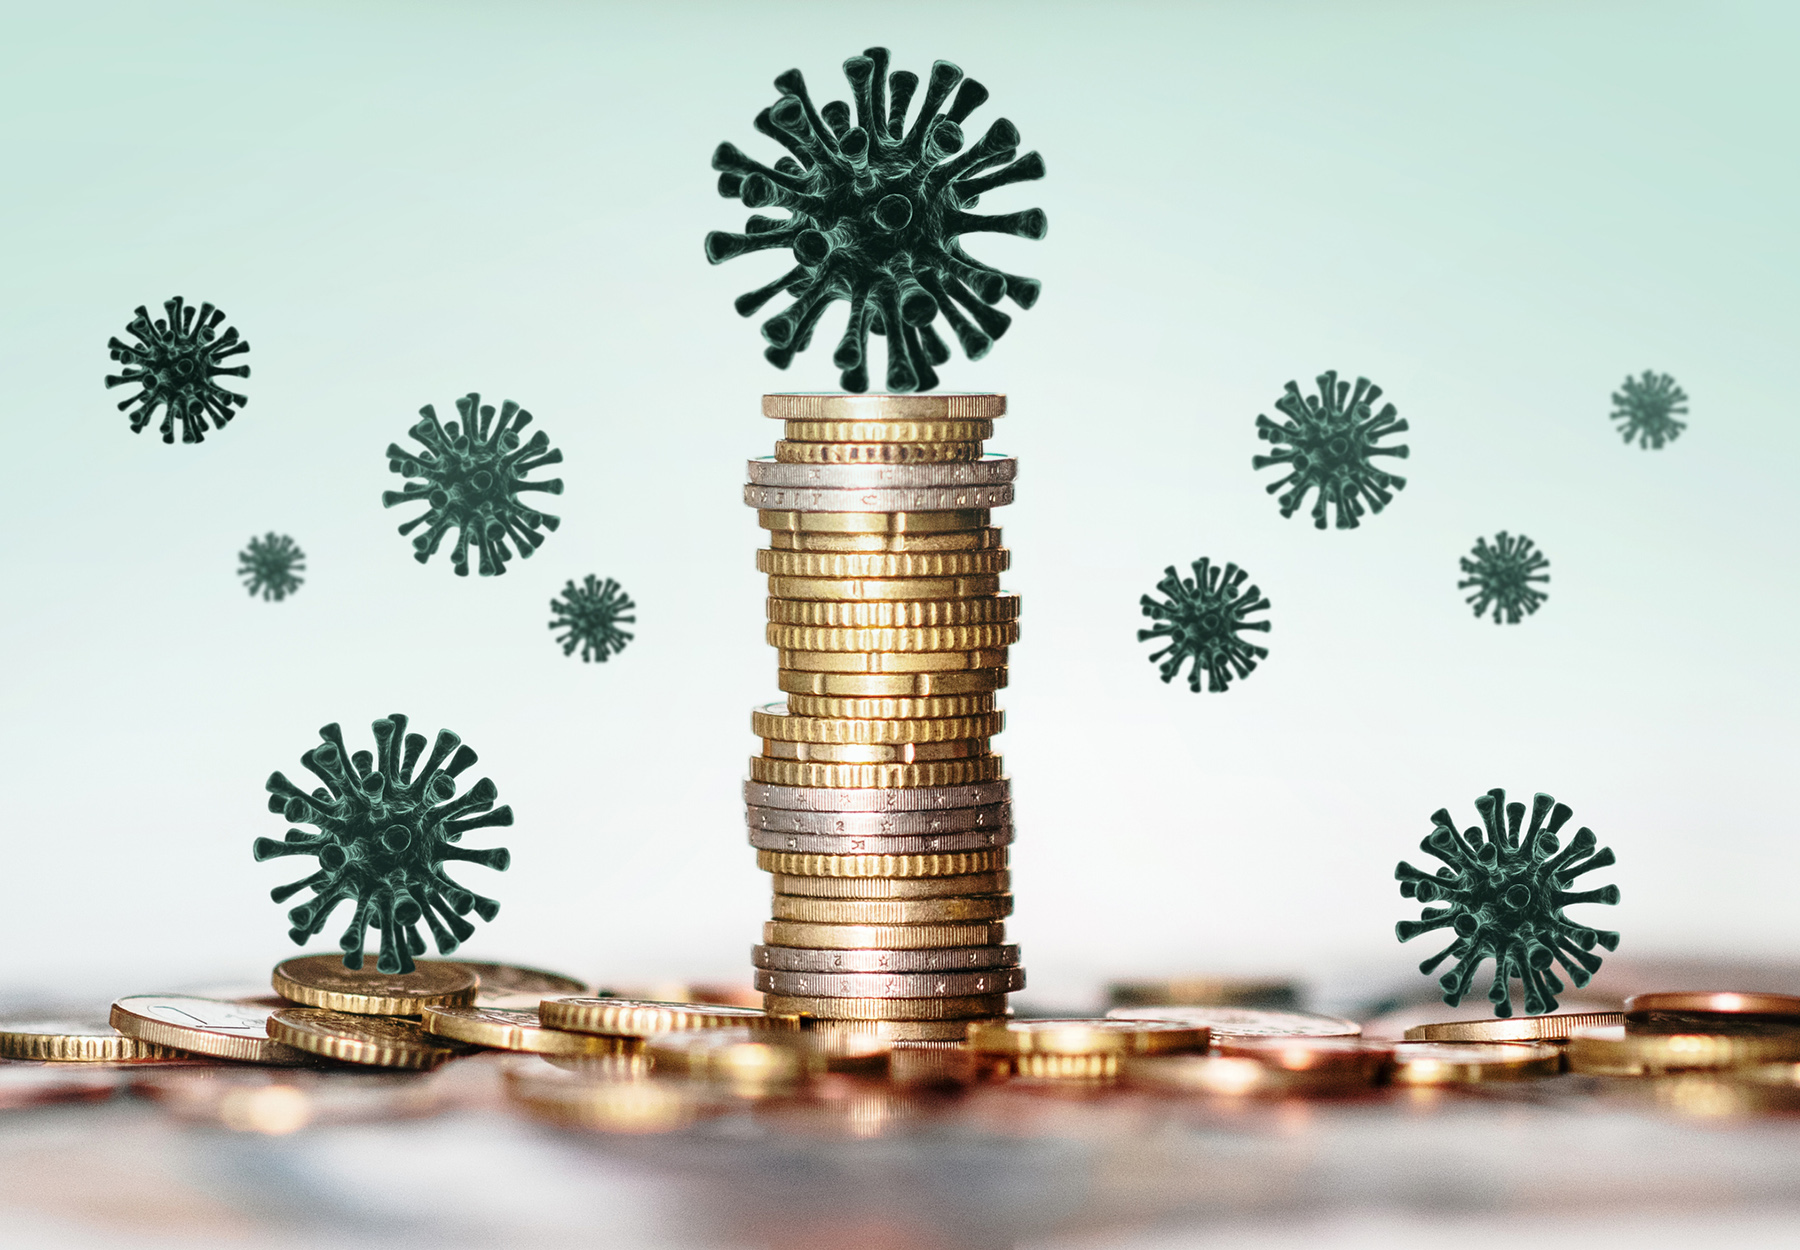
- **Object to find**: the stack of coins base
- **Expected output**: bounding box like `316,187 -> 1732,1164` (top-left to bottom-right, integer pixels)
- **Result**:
745,393 -> 1023,1043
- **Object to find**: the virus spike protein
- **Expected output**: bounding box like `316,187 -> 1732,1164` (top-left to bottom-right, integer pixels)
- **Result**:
382,393 -> 565,577
1395,788 -> 1620,1018
1610,370 -> 1688,450
105,297 -> 251,444
705,47 -> 1047,393
1138,558 -> 1272,693
239,533 -> 306,602
255,715 -> 513,975
1252,371 -> 1410,530
1458,531 -> 1550,624
549,575 -> 637,662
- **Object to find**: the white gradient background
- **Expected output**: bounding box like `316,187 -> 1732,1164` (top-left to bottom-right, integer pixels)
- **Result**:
1,0 -> 1795,1002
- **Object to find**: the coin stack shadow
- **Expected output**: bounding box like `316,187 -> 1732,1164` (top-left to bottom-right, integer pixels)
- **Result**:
743,393 -> 1023,1043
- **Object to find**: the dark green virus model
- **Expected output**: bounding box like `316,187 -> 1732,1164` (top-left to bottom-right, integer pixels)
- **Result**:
1396,789 -> 1620,1017
238,532 -> 306,602
549,575 -> 636,662
105,296 -> 250,444
383,393 -> 564,577
1138,558 -> 1271,693
255,715 -> 513,974
1610,370 -> 1688,449
705,47 -> 1046,393
1252,371 -> 1410,530
1458,531 -> 1549,624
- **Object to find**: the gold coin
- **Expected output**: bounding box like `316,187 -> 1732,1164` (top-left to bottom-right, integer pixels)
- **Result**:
1567,1024 -> 1800,1075
757,850 -> 1008,878
1108,978 -> 1301,1010
967,1019 -> 1210,1057
1405,1010 -> 1625,1043
1388,1041 -> 1563,1084
420,1006 -> 639,1056
783,419 -> 994,443
759,508 -> 989,535
750,755 -> 1004,789
266,1008 -> 467,1069
109,996 -> 313,1065
776,440 -> 982,465
763,920 -> 1007,949
271,955 -> 478,1016
757,548 -> 1010,579
452,961 -> 590,1009
771,528 -> 1000,553
754,705 -> 1004,744
1625,991 -> 1800,1019
1123,1054 -> 1374,1097
761,393 -> 1006,422
783,692 -> 999,719
768,574 -> 1002,602
777,647 -> 1008,674
764,994 -> 1009,1021
0,1017 -> 183,1062
539,998 -> 787,1038
766,622 -> 1019,654
761,738 -> 988,763
776,670 -> 1007,699
768,594 -> 1019,628
1006,1053 -> 1123,1080
771,894 -> 1013,925
771,871 -> 1010,899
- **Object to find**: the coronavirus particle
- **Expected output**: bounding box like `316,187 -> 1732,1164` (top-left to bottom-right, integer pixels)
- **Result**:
239,533 -> 306,602
1395,789 -> 1620,1017
549,575 -> 636,662
255,715 -> 513,974
1138,558 -> 1271,693
382,393 -> 564,577
1458,531 -> 1549,624
705,46 -> 1046,393
104,297 -> 250,444
1610,370 -> 1688,449
1252,371 -> 1410,529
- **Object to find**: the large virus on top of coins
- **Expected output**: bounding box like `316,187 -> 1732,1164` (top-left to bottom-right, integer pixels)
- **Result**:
1395,789 -> 1620,1018
705,47 -> 1047,393
105,296 -> 251,444
255,714 -> 513,974
1253,371 -> 1410,530
1138,557 -> 1272,693
383,393 -> 564,577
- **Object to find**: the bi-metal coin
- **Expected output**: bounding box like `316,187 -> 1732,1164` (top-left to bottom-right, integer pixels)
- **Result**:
753,968 -> 1025,998
746,798 -> 1012,836
110,995 -> 317,1065
752,944 -> 1022,974
745,779 -> 1011,813
747,453 -> 1017,490
1106,1006 -> 1362,1039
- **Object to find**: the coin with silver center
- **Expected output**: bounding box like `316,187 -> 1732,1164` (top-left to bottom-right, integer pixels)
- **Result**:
744,780 -> 1010,812
753,944 -> 1022,974
753,968 -> 1026,998
744,482 -> 1014,513
747,454 -> 1016,490
748,827 -> 1014,856
746,802 -> 1011,837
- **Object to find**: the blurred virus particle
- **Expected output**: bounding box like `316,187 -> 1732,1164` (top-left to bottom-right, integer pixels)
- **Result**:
256,714 -> 513,974
1396,788 -> 1620,1017
382,393 -> 564,577
104,296 -> 251,444
705,46 -> 1046,393
1138,558 -> 1271,693
549,575 -> 636,663
238,532 -> 306,603
1610,370 -> 1688,450
1253,371 -> 1410,530
1458,531 -> 1550,625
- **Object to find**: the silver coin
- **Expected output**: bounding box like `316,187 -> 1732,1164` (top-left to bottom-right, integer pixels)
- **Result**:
744,482 -> 1014,514
746,802 -> 1011,837
1105,1006 -> 1363,1038
747,455 -> 1017,491
754,968 -> 1026,998
745,780 -> 1011,813
753,944 -> 1021,974
749,826 -> 1014,855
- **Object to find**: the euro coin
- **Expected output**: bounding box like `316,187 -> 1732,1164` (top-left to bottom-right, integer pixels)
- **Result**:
1405,1010 -> 1624,1043
755,849 -> 1010,877
745,482 -> 1014,514
757,549 -> 1010,579
763,993 -> 1009,1021
750,755 -> 1005,789
1107,1006 -> 1361,1039
110,996 -> 314,1065
420,1006 -> 638,1056
747,797 -> 1011,834
767,623 -> 1019,653
775,670 -> 1007,699
769,527 -> 1001,553
266,1008 -> 467,1070
776,647 -> 1008,673
1108,978 -> 1301,1010
0,1017 -> 182,1062
775,440 -> 982,464
770,870 -> 1009,899
760,393 -> 1006,422
770,895 -> 1013,925
768,574 -> 1002,601
754,705 -> 1005,744
767,595 -> 1018,628
754,968 -> 1025,998
818,1018 -> 983,1043
781,418 -> 994,443
967,1018 -> 1210,1057
1124,1053 -> 1376,1096
764,920 -> 1006,949
745,778 -> 1011,812
1567,1024 -> 1800,1075
539,998 -> 786,1039
783,692 -> 1000,720
760,738 -> 987,764
752,943 -> 1022,974
749,453 -> 1015,490
271,954 -> 477,1016
1214,1036 -> 1395,1080
1388,1041 -> 1563,1084
759,508 -> 989,535
1625,991 -> 1800,1019
750,829 -> 1012,856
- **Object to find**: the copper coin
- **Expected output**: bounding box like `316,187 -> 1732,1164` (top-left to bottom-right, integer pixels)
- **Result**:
1625,991 -> 1800,1019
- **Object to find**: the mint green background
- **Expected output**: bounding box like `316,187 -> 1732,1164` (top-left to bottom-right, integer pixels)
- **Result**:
2,1 -> 1795,1000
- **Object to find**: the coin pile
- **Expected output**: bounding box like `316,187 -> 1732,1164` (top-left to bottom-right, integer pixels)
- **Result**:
743,392 -> 1023,1042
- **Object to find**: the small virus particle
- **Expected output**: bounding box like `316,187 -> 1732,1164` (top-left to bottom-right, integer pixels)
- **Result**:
1395,789 -> 1620,1017
705,46 -> 1046,393
1252,371 -> 1410,530
1458,531 -> 1549,624
549,575 -> 636,662
1138,558 -> 1271,693
105,296 -> 251,444
382,393 -> 564,577
255,715 -> 513,974
1610,370 -> 1688,449
238,532 -> 307,602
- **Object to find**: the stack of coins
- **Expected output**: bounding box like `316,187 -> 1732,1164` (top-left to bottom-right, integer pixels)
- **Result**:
743,393 -> 1023,1042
